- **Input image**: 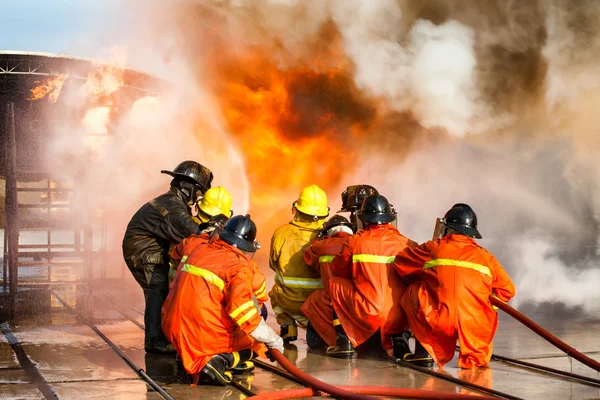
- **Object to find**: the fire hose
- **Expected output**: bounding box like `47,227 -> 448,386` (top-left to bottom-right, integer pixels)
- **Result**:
261,349 -> 498,400
490,296 -> 600,372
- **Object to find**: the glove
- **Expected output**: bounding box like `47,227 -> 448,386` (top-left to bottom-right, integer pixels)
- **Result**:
250,319 -> 284,354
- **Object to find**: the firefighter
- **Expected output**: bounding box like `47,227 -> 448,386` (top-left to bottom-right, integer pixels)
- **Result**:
338,185 -> 378,232
162,215 -> 283,385
328,194 -> 417,358
301,215 -> 355,348
122,161 -> 213,354
192,186 -> 233,225
393,203 -> 516,368
269,185 -> 329,343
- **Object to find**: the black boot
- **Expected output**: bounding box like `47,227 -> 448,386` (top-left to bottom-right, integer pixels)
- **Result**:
326,314 -> 355,359
279,324 -> 298,343
230,349 -> 255,375
402,338 -> 434,368
306,323 -> 326,349
198,353 -> 235,385
392,331 -> 412,359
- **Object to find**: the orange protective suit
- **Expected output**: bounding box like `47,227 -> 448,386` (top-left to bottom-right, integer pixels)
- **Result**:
329,224 -> 417,351
301,232 -> 351,346
393,234 -> 516,369
162,235 -> 268,383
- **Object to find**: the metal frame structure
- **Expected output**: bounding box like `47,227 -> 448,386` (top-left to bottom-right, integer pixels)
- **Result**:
0,51 -> 165,319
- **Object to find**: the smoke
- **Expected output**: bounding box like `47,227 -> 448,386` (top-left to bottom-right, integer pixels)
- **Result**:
45,0 -> 600,315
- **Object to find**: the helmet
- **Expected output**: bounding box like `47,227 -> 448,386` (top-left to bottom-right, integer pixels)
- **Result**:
219,214 -> 259,252
198,186 -> 233,217
161,160 -> 213,193
293,185 -> 329,218
358,194 -> 396,225
324,215 -> 353,233
339,185 -> 379,212
442,203 -> 482,239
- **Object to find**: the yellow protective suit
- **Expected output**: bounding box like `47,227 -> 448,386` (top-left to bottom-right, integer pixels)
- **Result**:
268,212 -> 325,327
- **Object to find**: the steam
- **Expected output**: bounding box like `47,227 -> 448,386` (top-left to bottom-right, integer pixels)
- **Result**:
45,0 -> 600,315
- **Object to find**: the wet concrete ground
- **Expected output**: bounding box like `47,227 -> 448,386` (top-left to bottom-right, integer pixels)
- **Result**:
1,286 -> 599,400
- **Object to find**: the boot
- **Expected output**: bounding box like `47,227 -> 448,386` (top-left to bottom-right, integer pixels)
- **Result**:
326,315 -> 355,359
198,353 -> 235,385
306,323 -> 326,349
392,331 -> 412,359
230,349 -> 255,375
402,338 -> 434,368
279,324 -> 298,343
145,342 -> 176,355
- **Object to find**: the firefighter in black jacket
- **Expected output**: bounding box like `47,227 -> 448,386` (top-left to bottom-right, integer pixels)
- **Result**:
122,160 -> 213,353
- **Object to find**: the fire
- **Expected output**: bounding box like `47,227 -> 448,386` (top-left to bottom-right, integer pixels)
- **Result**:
27,74 -> 66,102
205,37 -> 377,212
85,65 -> 124,101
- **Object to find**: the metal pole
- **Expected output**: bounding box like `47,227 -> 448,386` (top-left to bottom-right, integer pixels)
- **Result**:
5,103 -> 19,317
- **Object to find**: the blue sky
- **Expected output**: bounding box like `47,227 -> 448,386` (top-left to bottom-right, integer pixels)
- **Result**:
0,1 -> 124,58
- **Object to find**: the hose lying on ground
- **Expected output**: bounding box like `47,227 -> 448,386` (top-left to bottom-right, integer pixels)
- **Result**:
267,349 -> 497,400
490,296 -> 600,372
249,385 -> 498,400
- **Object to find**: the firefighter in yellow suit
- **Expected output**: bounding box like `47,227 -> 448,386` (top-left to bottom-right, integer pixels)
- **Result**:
269,185 -> 329,343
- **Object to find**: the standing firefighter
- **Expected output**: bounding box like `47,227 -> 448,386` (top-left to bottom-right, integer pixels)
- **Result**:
122,161 -> 213,353
162,215 -> 283,385
339,185 -> 378,232
269,185 -> 329,343
301,215 -> 355,348
394,203 -> 516,368
328,194 -> 417,358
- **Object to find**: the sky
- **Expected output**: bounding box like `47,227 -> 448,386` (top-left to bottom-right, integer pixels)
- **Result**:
0,1 -> 124,59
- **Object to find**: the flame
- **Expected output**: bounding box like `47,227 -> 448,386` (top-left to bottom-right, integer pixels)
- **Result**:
205,36 -> 377,213
27,74 -> 66,102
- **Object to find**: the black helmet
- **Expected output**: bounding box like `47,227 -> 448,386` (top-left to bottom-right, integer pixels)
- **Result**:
339,185 -> 379,212
161,160 -> 213,193
442,203 -> 482,239
358,194 -> 396,225
321,215 -> 354,237
219,214 -> 259,252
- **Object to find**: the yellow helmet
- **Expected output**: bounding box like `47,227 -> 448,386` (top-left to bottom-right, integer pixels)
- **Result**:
293,185 -> 329,218
198,186 -> 233,217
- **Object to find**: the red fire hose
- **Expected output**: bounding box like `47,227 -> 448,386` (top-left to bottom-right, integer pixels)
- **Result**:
268,349 -> 497,400
250,385 -> 498,400
490,297 -> 600,372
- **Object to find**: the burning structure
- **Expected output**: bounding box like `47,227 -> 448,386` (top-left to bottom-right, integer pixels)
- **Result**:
0,51 -> 165,317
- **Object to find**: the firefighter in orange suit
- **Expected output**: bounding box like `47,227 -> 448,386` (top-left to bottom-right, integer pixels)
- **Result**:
393,203 -> 516,368
328,194 -> 417,358
269,185 -> 329,343
301,215 -> 355,348
162,215 -> 284,385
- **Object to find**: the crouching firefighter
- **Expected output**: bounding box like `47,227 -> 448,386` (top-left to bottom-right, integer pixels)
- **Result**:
301,215 -> 355,348
269,185 -> 329,343
161,215 -> 284,385
328,194 -> 417,358
122,160 -> 213,354
394,203 -> 516,368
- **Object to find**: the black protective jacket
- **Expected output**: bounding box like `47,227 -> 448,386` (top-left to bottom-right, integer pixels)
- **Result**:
122,187 -> 205,271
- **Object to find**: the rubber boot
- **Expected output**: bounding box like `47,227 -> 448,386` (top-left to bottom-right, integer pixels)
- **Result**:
198,353 -> 235,385
402,338 -> 434,367
326,315 -> 355,359
392,331 -> 412,359
306,323 -> 326,349
279,324 -> 298,343
230,349 -> 256,375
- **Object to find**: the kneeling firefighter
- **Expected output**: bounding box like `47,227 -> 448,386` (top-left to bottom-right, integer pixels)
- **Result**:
122,160 -> 213,354
328,194 -> 417,358
301,215 -> 355,348
162,215 -> 284,385
394,204 -> 516,368
269,185 -> 329,343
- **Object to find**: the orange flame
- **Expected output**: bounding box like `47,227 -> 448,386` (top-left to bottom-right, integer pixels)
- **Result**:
86,65 -> 124,100
27,74 -> 66,102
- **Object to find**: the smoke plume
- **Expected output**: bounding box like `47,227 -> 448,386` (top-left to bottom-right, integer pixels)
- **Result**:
46,0 -> 600,316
